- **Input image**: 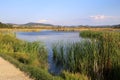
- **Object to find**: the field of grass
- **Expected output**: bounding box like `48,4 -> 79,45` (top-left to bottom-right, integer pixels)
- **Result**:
52,31 -> 120,80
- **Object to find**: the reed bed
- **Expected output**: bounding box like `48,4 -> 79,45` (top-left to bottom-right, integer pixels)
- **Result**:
52,31 -> 120,80
0,32 -> 63,80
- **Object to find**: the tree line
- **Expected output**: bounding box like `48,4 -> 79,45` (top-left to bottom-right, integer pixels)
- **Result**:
0,22 -> 13,28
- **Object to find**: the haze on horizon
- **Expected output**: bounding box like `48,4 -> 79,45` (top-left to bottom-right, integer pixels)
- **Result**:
0,0 -> 120,26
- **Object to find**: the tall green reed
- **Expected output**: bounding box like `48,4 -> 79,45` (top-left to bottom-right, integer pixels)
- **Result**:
52,31 -> 120,80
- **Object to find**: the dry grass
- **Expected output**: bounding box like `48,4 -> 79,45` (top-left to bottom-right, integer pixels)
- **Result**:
0,27 -> 119,32
0,28 -> 42,32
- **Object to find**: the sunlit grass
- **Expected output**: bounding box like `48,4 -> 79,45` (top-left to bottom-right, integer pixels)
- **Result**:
0,33 -> 48,68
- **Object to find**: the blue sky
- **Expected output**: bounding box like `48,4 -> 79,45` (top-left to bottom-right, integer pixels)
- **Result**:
0,0 -> 120,25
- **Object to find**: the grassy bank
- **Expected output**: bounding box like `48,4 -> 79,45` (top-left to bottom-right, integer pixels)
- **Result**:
0,32 -> 48,68
52,31 -> 120,80
0,32 -> 63,80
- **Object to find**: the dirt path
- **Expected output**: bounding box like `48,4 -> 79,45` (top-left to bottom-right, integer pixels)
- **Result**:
0,57 -> 32,80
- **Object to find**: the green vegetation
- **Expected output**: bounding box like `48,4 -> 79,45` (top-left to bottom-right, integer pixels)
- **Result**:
0,32 -> 63,80
0,32 -> 47,68
80,30 -> 102,39
61,71 -> 88,80
52,31 -> 120,80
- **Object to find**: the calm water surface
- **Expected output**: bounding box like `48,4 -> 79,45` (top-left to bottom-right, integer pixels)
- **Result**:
16,30 -> 82,74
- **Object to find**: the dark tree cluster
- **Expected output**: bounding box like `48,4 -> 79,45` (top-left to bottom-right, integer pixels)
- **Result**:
0,22 -> 13,28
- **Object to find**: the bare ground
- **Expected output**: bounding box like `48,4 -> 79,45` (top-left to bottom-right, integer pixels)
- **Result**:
0,57 -> 33,80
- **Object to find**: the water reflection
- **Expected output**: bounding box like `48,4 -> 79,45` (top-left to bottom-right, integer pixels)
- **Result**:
16,30 -> 82,74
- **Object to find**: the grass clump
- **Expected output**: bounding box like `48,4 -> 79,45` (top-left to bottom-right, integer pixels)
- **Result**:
52,31 -> 120,80
61,71 -> 88,80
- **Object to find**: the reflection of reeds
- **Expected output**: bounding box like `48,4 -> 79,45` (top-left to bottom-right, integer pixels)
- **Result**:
52,31 -> 120,80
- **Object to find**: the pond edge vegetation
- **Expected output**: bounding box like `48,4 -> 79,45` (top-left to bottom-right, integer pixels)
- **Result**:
52,30 -> 120,80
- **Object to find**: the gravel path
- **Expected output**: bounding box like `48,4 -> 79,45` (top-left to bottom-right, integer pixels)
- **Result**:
0,57 -> 33,80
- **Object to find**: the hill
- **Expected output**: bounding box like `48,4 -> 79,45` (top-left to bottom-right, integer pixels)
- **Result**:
22,22 -> 53,27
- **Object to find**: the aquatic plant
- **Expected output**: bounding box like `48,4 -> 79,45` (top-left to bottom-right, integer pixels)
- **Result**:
53,31 -> 120,80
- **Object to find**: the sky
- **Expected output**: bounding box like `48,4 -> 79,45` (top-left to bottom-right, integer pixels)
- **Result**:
0,0 -> 120,25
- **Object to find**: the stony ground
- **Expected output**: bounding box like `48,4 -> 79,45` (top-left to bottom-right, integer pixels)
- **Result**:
0,57 -> 33,80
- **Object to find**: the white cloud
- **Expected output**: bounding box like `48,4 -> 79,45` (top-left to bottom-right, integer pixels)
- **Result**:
90,15 -> 107,20
88,15 -> 120,25
90,15 -> 120,21
37,19 -> 48,23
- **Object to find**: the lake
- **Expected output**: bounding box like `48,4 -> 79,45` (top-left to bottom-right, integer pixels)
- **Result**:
16,30 -> 82,74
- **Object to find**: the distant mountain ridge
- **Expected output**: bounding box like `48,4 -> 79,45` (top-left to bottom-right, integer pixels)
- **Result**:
22,22 -> 53,26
